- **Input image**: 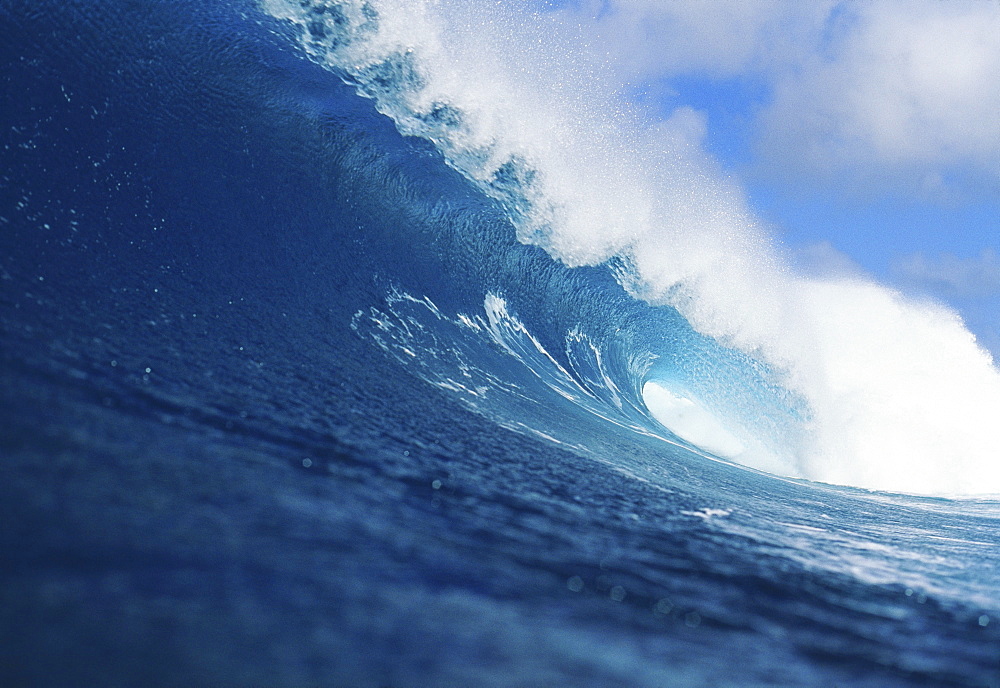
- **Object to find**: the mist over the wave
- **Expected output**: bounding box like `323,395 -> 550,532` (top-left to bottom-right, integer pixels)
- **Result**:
264,0 -> 1000,496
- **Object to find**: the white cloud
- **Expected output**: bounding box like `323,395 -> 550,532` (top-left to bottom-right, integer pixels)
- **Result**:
552,0 -> 835,78
551,0 -> 1000,198
655,105 -> 708,148
892,249 -> 1000,298
793,241 -> 866,279
755,1 -> 1000,195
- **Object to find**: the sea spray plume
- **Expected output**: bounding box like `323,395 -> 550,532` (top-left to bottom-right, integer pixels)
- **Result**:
261,1 -> 795,378
261,0 -> 799,453
263,0 -> 1000,495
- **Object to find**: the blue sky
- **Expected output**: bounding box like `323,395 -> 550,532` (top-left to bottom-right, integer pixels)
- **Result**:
542,0 -> 1000,355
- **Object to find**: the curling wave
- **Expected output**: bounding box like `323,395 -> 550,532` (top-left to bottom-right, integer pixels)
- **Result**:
265,0 -> 1000,495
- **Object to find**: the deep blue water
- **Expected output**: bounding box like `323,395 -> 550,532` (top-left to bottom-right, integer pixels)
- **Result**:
2,2 -> 999,687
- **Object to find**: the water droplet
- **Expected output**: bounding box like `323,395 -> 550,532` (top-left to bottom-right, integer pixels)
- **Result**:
302,458 -> 313,468
566,576 -> 583,593
654,598 -> 673,615
431,479 -> 442,490
979,615 -> 990,627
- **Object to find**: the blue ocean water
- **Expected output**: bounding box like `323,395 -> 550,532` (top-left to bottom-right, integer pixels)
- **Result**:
1,1 -> 998,687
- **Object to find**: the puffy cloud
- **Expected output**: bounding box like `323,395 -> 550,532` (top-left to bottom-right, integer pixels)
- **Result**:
892,249 -> 1000,298
551,0 -> 836,78
754,1 -> 1000,195
655,105 -> 708,147
550,0 -> 1000,198
794,241 -> 866,279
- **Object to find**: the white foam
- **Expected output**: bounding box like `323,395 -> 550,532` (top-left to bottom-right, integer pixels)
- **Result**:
267,0 -> 1000,495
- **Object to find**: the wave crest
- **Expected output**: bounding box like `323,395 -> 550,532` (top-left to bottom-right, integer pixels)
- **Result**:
266,0 -> 1000,495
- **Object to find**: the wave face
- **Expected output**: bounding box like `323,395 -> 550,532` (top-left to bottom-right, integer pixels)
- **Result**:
264,0 -> 1000,497
2,1 -> 999,687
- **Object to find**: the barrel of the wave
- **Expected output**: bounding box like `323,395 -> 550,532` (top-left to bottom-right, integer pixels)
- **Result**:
642,381 -> 745,458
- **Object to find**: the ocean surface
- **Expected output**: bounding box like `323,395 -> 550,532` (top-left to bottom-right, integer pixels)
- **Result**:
2,2 -> 999,686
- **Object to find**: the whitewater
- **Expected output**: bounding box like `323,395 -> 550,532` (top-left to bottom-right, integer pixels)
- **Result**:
264,0 -> 1000,496
3,1 -> 999,686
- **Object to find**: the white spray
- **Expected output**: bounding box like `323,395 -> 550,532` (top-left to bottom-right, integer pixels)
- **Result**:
264,0 -> 1000,495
